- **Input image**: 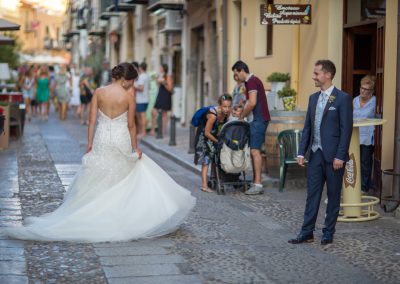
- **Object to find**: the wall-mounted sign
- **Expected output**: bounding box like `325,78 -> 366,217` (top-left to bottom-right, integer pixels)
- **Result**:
260,4 -> 312,25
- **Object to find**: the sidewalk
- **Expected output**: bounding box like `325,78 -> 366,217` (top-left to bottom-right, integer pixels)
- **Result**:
140,123 -> 303,190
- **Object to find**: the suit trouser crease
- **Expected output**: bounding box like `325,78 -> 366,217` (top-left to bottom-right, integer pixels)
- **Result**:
301,150 -> 344,237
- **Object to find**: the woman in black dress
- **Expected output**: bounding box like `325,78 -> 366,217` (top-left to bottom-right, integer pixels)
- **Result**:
151,64 -> 173,135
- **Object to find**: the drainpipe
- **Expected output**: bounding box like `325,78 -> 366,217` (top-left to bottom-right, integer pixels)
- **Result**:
392,1 -> 400,208
222,0 -> 228,92
181,1 -> 188,125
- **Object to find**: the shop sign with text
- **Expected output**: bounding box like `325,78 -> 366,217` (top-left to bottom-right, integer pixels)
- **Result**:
260,4 -> 312,25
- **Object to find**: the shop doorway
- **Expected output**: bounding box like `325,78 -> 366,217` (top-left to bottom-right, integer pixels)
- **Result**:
342,19 -> 385,192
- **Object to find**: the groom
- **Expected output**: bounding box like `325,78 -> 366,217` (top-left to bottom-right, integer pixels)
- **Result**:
288,60 -> 353,245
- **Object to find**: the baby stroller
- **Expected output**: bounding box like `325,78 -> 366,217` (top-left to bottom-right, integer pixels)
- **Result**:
208,120 -> 252,194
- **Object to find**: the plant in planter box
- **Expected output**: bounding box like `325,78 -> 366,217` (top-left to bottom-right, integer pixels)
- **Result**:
277,86 -> 297,111
267,72 -> 291,83
266,73 -> 291,110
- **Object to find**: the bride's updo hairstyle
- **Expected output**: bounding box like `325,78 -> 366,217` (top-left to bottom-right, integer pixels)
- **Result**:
111,62 -> 138,81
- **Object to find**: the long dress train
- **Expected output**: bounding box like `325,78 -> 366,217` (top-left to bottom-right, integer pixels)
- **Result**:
3,110 -> 196,242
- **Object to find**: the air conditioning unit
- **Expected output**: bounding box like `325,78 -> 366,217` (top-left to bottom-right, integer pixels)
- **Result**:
158,10 -> 182,33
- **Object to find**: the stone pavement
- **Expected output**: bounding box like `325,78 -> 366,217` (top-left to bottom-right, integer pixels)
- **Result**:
0,112 -> 399,283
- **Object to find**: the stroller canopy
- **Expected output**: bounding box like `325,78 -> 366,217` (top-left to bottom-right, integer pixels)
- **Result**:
219,120 -> 250,150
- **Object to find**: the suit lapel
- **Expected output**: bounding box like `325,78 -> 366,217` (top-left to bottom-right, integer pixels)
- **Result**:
323,87 -> 337,117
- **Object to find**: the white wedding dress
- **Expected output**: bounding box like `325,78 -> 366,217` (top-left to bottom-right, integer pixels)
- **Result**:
4,110 -> 196,242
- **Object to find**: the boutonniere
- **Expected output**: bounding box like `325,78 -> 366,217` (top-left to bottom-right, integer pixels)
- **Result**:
328,95 -> 336,103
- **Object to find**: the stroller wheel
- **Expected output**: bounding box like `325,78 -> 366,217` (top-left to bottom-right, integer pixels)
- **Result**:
217,185 -> 225,195
207,180 -> 213,189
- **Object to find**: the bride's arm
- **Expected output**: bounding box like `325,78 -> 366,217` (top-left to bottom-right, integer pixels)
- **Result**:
127,88 -> 142,159
86,89 -> 98,153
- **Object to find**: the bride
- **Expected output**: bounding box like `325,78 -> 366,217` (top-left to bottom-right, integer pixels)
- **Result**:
3,62 -> 196,242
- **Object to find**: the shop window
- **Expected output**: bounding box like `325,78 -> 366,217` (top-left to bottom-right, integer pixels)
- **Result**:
255,0 -> 273,57
345,0 -> 386,25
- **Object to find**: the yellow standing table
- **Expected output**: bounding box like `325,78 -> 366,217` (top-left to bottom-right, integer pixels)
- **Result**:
338,118 -> 386,222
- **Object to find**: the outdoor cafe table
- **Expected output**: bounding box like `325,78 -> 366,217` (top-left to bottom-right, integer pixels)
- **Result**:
338,118 -> 387,222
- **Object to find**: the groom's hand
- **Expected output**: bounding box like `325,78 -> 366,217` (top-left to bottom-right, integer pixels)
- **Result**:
333,158 -> 344,170
297,156 -> 305,167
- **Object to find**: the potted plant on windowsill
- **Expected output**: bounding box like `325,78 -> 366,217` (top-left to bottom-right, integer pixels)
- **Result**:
277,86 -> 297,111
267,72 -> 291,110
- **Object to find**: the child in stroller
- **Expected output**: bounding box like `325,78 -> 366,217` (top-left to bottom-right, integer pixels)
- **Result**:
209,119 -> 252,194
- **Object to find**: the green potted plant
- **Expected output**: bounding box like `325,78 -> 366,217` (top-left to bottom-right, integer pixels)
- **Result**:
277,86 -> 297,111
267,72 -> 290,83
267,72 -> 291,110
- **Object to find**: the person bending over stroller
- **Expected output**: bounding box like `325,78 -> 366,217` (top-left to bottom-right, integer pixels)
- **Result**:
197,94 -> 232,192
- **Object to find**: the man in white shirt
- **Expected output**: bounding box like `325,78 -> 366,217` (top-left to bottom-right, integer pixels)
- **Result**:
134,62 -> 150,137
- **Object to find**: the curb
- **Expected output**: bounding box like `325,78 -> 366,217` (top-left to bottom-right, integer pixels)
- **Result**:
140,138 -> 202,175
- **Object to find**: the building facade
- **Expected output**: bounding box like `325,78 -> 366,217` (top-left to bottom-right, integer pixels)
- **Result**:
0,0 -> 69,59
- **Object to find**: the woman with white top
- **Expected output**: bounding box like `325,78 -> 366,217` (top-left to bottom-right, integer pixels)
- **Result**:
353,75 -> 376,193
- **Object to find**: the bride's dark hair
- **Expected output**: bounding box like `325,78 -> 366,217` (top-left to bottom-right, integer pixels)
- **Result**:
111,62 -> 138,81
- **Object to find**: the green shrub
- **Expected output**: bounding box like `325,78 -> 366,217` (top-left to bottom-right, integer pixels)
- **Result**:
277,86 -> 296,98
267,72 -> 290,82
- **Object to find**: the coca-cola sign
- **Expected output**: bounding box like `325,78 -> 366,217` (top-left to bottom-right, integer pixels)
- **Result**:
344,153 -> 357,188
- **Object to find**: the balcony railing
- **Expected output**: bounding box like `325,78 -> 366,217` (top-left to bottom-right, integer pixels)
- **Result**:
148,0 -> 184,12
106,2 -> 136,12
122,0 -> 149,4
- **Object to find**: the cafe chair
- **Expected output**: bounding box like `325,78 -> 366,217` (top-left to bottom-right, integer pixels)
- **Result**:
277,129 -> 307,192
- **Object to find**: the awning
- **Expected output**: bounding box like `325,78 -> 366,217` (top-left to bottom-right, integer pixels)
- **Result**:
0,35 -> 15,45
0,18 -> 20,31
19,54 -> 68,64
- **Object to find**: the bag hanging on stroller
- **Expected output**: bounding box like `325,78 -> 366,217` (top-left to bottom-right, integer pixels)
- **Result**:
220,144 -> 251,173
218,121 -> 251,174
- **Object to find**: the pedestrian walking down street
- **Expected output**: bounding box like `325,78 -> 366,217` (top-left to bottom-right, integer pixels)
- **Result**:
134,62 -> 150,138
35,66 -> 51,121
151,64 -> 173,135
231,60 -> 271,195
79,67 -> 96,125
21,66 -> 35,121
288,60 -> 353,246
353,75 -> 376,193
70,65 -> 81,118
196,94 -> 232,193
54,65 -> 71,121
100,61 -> 112,87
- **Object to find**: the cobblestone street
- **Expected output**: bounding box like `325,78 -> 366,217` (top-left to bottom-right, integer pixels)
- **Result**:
1,113 -> 400,283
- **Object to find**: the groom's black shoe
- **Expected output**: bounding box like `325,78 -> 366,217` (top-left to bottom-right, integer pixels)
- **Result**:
320,236 -> 333,245
288,234 -> 314,244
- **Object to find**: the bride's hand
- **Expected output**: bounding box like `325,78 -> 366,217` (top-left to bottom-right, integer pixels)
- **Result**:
86,145 -> 92,153
134,148 -> 142,159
